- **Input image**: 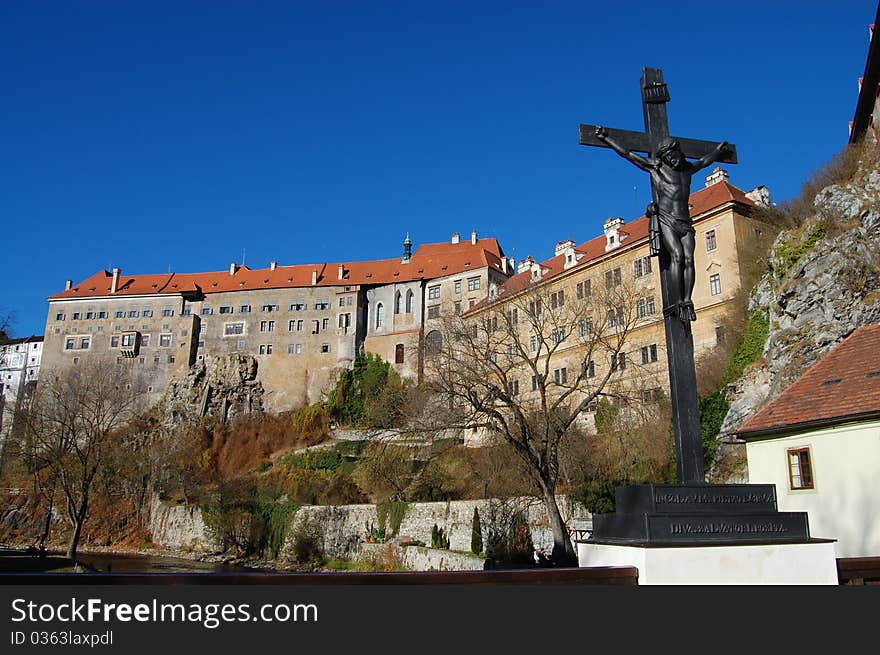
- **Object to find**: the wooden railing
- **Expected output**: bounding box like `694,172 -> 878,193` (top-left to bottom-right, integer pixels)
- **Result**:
837,557 -> 880,585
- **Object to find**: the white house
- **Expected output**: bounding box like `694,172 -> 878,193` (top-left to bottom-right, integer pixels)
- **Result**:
738,323 -> 880,558
0,335 -> 43,451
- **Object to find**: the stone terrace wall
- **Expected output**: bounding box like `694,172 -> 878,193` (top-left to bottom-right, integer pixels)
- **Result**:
150,496 -> 585,562
148,496 -> 216,553
359,543 -> 485,571
287,496 -> 580,559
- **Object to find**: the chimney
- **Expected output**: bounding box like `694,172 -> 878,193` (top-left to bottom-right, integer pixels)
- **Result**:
402,233 -> 412,264
451,232 -> 460,244
270,261 -> 277,271
517,256 -> 534,274
65,279 -> 72,291
555,239 -> 576,257
603,218 -> 624,252
704,166 -> 729,187
337,264 -> 345,280
501,258 -> 508,274
111,267 -> 120,294
230,262 -> 237,276
471,230 -> 477,245
311,270 -> 318,286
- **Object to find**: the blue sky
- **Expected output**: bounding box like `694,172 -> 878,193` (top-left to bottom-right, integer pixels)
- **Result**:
2,1 -> 876,336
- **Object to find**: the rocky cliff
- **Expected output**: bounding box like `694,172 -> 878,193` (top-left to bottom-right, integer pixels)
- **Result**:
717,157 -> 880,473
162,354 -> 265,424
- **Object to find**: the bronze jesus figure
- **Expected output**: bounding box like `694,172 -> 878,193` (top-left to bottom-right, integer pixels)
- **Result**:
594,126 -> 730,322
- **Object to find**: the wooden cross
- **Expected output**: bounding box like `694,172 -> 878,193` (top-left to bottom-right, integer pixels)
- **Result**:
578,67 -> 738,484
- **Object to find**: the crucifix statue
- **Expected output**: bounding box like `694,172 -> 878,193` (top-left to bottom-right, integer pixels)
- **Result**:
579,68 -> 738,483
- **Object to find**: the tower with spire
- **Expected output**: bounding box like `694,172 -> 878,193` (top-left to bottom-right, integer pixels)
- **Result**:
402,233 -> 412,264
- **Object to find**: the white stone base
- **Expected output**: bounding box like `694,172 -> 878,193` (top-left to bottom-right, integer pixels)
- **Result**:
578,541 -> 838,585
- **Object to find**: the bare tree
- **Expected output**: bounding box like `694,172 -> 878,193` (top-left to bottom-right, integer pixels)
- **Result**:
24,361 -> 143,560
421,278 -> 654,565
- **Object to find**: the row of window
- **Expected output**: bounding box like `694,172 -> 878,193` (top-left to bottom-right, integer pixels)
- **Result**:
222,316 -> 350,336
257,343 -> 332,355
423,277 -> 482,303
199,300 -> 332,316
55,307 -> 177,322
64,333 -> 174,351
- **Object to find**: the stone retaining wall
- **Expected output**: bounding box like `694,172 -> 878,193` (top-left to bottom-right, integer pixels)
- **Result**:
359,543 -> 485,571
150,495 -> 586,566
148,496 -> 215,553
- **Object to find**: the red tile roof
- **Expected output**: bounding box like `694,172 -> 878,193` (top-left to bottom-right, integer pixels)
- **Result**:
50,238 -> 507,300
469,180 -> 752,311
738,323 -> 880,438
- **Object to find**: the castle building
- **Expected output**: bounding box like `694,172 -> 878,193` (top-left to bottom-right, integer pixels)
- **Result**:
41,234 -> 511,413
40,170 -> 766,422
459,171 -> 770,430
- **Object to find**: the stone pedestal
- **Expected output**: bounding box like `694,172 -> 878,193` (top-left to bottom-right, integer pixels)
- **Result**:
580,483 -> 837,584
578,541 -> 838,584
591,483 -> 811,544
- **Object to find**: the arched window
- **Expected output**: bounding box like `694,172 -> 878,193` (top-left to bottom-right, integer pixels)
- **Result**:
406,289 -> 414,313
425,330 -> 442,356
395,343 -> 405,364
376,303 -> 385,328
394,291 -> 402,315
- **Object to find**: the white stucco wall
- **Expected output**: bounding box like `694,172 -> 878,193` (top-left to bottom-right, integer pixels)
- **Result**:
745,420 -> 880,558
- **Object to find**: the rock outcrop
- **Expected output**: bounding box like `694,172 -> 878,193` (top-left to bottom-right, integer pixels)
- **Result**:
162,354 -> 265,424
719,164 -> 880,453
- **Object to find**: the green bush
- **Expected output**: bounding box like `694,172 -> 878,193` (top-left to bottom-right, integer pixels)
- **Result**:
699,391 -> 728,469
290,517 -> 324,564
430,523 -> 450,549
573,479 -> 621,514
774,222 -> 827,280
283,449 -> 344,472
594,398 -> 619,434
471,508 -> 483,555
201,480 -> 297,559
721,310 -> 769,386
325,354 -> 400,427
377,500 -> 410,538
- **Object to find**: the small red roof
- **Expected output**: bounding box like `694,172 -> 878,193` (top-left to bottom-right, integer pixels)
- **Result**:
50,238 -> 506,300
738,323 -> 880,438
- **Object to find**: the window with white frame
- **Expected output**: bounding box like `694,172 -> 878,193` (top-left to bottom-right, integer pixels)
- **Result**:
709,273 -> 722,296
553,367 -> 568,385
640,344 -> 658,364
582,360 -> 595,378
225,322 -> 245,336
633,256 -> 652,278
